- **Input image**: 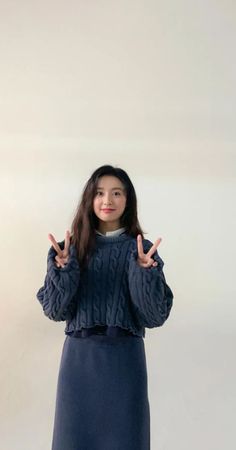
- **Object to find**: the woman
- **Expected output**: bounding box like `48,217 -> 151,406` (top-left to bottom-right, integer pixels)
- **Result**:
36,164 -> 174,450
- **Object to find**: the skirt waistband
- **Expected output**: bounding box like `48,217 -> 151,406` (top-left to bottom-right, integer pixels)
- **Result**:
66,325 -> 137,338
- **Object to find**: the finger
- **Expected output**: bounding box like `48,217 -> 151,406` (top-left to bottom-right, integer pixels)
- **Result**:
139,261 -> 154,268
64,230 -> 71,255
147,257 -> 156,267
54,256 -> 61,268
137,234 -> 145,258
55,259 -> 65,268
48,233 -> 63,257
55,254 -> 67,264
146,237 -> 162,259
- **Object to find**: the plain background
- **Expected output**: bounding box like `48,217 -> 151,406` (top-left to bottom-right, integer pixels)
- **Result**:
0,1 -> 235,449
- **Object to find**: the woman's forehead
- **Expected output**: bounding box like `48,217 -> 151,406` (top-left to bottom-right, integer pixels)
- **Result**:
97,175 -> 124,189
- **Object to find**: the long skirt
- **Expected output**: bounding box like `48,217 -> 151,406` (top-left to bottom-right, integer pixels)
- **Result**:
51,333 -> 150,450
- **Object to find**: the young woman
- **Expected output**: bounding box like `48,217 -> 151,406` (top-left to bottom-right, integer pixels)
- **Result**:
36,164 -> 174,450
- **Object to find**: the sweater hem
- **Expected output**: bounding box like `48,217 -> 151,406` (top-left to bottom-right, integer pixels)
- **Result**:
64,322 -> 145,338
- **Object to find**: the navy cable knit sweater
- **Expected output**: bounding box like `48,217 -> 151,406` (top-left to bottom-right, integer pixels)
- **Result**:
36,232 -> 174,337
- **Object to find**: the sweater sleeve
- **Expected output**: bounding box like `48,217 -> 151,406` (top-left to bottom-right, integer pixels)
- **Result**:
36,241 -> 80,322
128,240 -> 174,328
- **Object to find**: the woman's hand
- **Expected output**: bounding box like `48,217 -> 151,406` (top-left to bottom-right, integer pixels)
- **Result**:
48,230 -> 71,268
137,234 -> 162,268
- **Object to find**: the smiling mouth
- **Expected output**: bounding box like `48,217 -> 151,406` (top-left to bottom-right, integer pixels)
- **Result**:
101,209 -> 115,212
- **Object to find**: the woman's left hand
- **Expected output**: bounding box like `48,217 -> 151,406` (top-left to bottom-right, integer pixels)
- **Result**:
137,234 -> 162,268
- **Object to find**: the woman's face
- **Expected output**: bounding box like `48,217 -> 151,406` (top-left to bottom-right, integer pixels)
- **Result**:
93,175 -> 127,230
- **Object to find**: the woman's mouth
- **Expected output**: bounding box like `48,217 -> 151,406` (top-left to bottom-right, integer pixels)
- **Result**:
101,209 -> 115,213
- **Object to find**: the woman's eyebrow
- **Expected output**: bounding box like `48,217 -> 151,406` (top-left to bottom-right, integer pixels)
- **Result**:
96,187 -> 124,190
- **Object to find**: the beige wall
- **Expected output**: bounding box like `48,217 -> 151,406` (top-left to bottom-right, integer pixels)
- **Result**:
0,1 -> 235,449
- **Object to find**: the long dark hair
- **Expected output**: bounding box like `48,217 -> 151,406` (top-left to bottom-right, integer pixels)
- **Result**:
70,164 -> 146,270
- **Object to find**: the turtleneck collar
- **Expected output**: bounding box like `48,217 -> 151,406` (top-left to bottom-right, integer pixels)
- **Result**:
95,227 -> 126,237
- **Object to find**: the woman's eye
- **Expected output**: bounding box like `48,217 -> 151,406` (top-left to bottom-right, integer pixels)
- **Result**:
96,191 -> 121,196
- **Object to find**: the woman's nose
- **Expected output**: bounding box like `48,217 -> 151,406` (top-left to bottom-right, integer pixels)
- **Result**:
103,196 -> 112,205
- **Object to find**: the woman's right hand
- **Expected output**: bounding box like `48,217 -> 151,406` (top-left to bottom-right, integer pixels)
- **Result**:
48,230 -> 71,268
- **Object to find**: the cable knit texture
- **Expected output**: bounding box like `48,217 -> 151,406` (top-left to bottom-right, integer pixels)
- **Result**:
36,233 -> 174,337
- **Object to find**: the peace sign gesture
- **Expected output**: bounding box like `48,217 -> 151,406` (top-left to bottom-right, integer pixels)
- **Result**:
48,230 -> 71,268
137,234 -> 162,268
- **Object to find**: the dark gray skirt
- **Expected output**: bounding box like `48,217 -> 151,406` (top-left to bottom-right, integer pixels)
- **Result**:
51,332 -> 150,450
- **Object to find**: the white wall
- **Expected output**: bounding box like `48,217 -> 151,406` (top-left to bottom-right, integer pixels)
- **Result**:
0,1 -> 235,449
